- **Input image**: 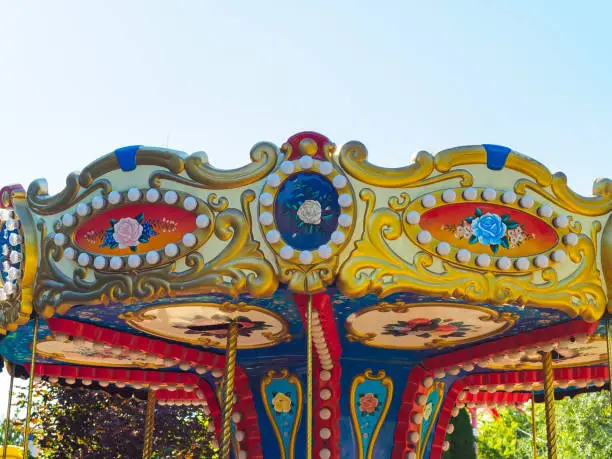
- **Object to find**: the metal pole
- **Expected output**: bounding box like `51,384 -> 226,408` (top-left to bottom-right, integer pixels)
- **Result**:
542,352 -> 557,459
142,389 -> 156,459
2,373 -> 14,458
531,392 -> 537,459
220,321 -> 239,459
23,315 -> 39,458
306,295 -> 313,459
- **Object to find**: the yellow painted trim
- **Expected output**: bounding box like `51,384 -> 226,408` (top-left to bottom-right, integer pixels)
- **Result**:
416,381 -> 445,458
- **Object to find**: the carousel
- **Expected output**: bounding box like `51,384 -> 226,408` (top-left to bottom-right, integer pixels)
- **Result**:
0,131 -> 610,459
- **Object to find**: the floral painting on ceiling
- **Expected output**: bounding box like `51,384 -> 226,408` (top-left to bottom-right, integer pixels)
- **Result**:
382,318 -> 473,340
171,314 -> 272,339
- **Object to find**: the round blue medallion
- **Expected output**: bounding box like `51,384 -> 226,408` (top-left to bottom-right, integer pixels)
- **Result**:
274,172 -> 340,250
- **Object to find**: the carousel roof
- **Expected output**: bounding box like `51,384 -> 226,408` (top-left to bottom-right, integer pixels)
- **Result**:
0,131 -> 610,458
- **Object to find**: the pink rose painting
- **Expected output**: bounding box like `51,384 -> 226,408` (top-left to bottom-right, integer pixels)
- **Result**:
101,213 -> 157,252
358,393 -> 379,415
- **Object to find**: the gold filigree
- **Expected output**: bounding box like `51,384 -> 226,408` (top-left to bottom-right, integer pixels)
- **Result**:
260,369 -> 303,459
602,214 -> 612,313
150,142 -> 278,190
349,369 -> 393,459
34,190 -> 277,317
337,189 -> 606,322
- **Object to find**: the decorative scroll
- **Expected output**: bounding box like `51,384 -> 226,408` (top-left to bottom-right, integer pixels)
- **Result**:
349,369 -> 393,459
34,191 -> 277,317
337,189 -> 606,322
261,369 -> 303,459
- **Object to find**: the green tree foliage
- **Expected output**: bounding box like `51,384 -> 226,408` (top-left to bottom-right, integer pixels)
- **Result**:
442,408 -> 476,459
477,391 -> 612,459
10,381 -> 218,458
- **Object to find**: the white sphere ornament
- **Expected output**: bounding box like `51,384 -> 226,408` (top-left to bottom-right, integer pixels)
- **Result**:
406,453 -> 417,459
299,251 -> 314,264
93,256 -> 107,270
553,215 -> 569,228
319,161 -> 333,175
108,191 -> 122,205
442,189 -> 457,203
501,190 -> 517,204
406,211 -> 420,225
146,188 -> 161,202
417,230 -> 432,245
563,233 -> 578,246
331,230 -> 345,245
332,175 -> 347,189
422,376 -> 434,388
411,412 -> 423,424
61,214 -> 75,227
497,256 -> 512,270
164,243 -> 179,257
319,408 -> 331,420
92,196 -> 106,209
482,188 -> 497,201
338,213 -> 352,228
338,194 -> 352,208
110,256 -> 123,270
164,190 -> 178,205
146,251 -> 160,265
267,173 -> 281,188
280,246 -> 294,260
259,193 -> 274,207
266,230 -> 281,244
436,242 -> 451,256
534,254 -> 549,269
515,257 -> 530,271
127,188 -> 141,202
76,203 -> 90,217
519,195 -> 534,208
299,155 -> 314,169
318,244 -> 333,259
475,253 -> 491,267
182,233 -> 197,247
463,187 -> 478,201
127,254 -> 142,269
456,249 -> 471,263
550,249 -> 565,263
421,194 -> 436,208
537,204 -> 553,218
77,253 -> 90,267
259,212 -> 274,226
320,427 -> 332,440
319,449 -> 331,459
196,214 -> 210,228
280,161 -> 294,174
183,196 -> 198,211
53,233 -> 66,247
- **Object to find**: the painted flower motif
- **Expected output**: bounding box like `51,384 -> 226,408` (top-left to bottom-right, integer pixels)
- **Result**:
358,393 -> 379,415
272,392 -> 293,414
171,314 -> 271,338
100,213 -> 157,252
382,318 -> 473,339
297,199 -> 322,225
470,213 -> 507,246
423,402 -> 433,421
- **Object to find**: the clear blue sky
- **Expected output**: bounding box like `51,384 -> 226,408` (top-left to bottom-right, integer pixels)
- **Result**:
0,0 -> 611,413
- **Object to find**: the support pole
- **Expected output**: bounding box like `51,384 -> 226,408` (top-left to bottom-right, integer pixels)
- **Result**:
220,320 -> 239,459
23,315 -> 39,459
531,392 -> 537,459
606,318 -> 612,410
142,389 -> 156,459
2,373 -> 14,459
542,352 -> 557,459
306,295 -> 313,459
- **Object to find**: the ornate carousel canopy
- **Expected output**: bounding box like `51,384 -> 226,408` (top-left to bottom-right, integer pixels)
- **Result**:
0,132 -> 610,459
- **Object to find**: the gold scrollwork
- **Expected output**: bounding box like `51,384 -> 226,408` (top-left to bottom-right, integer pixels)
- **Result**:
337,189 -> 606,322
416,381 -> 445,458
338,142 -> 473,188
260,369 -> 303,459
349,369 -> 394,459
34,190 -> 278,317
602,214 -> 612,313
